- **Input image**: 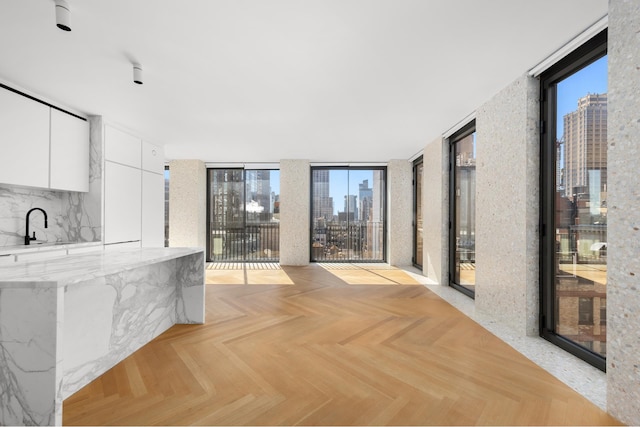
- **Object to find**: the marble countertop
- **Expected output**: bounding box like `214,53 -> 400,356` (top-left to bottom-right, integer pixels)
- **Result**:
0,247 -> 204,289
0,241 -> 103,256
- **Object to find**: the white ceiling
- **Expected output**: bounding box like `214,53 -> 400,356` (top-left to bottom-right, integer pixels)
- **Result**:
0,0 -> 607,163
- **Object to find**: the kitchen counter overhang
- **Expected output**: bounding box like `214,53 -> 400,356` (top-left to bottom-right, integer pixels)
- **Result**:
0,247 -> 205,426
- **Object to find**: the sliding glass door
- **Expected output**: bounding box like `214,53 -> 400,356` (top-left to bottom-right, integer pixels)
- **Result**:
449,121 -> 476,297
413,157 -> 423,268
310,167 -> 386,262
207,168 -> 280,262
540,31 -> 607,370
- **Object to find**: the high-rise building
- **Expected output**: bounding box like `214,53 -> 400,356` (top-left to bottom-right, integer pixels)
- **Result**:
359,179 -> 373,222
343,194 -> 358,221
563,93 -> 608,199
312,170 -> 333,222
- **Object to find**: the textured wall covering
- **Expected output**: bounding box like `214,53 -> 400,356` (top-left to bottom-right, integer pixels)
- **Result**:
475,73 -> 539,336
279,159 -> 310,265
422,137 -> 448,284
168,160 -> 207,249
387,160 -> 413,266
0,116 -> 102,247
607,2 -> 640,424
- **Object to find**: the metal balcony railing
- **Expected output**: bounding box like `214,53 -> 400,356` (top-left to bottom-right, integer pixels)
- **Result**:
312,221 -> 384,262
209,222 -> 280,262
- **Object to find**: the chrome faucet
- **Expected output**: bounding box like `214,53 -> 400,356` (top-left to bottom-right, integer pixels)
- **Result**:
25,207 -> 48,245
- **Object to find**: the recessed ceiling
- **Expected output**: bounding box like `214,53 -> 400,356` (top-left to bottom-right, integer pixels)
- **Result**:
0,0 -> 607,163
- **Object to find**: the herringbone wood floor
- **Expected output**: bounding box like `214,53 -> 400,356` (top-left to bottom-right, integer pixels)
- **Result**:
63,264 -> 620,425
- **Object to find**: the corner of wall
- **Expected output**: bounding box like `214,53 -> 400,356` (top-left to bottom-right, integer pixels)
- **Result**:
387,159 -> 413,266
168,159 -> 207,249
606,2 -> 640,424
422,136 -> 448,284
474,72 -> 539,336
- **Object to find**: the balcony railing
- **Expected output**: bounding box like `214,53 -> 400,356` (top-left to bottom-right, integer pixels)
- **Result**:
209,222 -> 280,262
557,224 -> 606,264
312,221 -> 384,262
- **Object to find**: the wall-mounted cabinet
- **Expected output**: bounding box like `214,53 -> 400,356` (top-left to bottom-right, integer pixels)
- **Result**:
0,85 -> 90,192
0,87 -> 50,188
50,109 -> 90,192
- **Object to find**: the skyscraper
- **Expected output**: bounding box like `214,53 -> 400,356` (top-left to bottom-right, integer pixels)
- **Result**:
312,169 -> 333,222
359,179 -> 373,221
563,93 -> 608,200
343,194 -> 358,221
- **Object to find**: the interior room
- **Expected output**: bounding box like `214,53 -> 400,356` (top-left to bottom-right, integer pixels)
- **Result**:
0,0 -> 638,425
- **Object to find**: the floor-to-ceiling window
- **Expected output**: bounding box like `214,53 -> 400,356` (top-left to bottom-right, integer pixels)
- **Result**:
310,167 -> 386,262
449,121 -> 476,298
207,168 -> 280,262
164,165 -> 169,247
413,157 -> 423,268
540,30 -> 607,371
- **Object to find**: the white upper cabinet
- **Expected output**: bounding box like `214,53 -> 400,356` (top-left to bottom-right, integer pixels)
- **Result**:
50,109 -> 90,192
0,87 -> 50,188
142,141 -> 164,174
104,125 -> 141,168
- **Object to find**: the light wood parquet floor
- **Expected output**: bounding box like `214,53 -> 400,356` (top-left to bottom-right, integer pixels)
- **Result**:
63,264 -> 620,426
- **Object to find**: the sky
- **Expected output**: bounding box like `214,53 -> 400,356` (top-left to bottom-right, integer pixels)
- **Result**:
329,169 -> 375,215
265,168 -> 373,216
557,54 -> 608,138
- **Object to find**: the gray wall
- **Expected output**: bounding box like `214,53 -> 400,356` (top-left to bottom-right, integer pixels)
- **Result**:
475,73 -> 540,336
387,159 -> 413,266
279,159 -> 310,265
607,0 -> 640,424
168,159 -> 207,248
422,136 -> 448,284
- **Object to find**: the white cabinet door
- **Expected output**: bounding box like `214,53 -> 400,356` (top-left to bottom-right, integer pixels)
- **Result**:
50,109 -> 90,192
104,161 -> 141,244
142,141 -> 164,174
0,88 -> 50,188
104,125 -> 141,168
141,171 -> 165,247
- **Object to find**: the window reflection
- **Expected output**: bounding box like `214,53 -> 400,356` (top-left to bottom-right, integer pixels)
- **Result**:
311,168 -> 386,262
554,56 -> 607,357
453,131 -> 476,292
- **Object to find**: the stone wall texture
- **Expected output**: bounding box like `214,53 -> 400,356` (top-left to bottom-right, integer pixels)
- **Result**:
279,159 -> 310,265
168,159 -> 206,248
606,1 -> 640,424
475,73 -> 539,336
422,136 -> 448,284
387,159 -> 413,266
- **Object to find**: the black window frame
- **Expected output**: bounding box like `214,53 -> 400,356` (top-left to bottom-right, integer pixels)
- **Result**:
206,167 -> 280,263
539,29 -> 607,372
309,166 -> 388,263
412,156 -> 424,269
448,120 -> 476,299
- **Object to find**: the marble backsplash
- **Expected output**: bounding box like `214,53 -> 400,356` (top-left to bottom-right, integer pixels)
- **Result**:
0,185 -> 69,245
0,115 -> 103,247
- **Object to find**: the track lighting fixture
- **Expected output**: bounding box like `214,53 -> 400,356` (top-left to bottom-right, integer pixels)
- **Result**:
133,63 -> 143,84
54,0 -> 71,31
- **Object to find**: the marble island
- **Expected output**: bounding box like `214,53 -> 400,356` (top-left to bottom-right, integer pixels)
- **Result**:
0,247 -> 205,426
